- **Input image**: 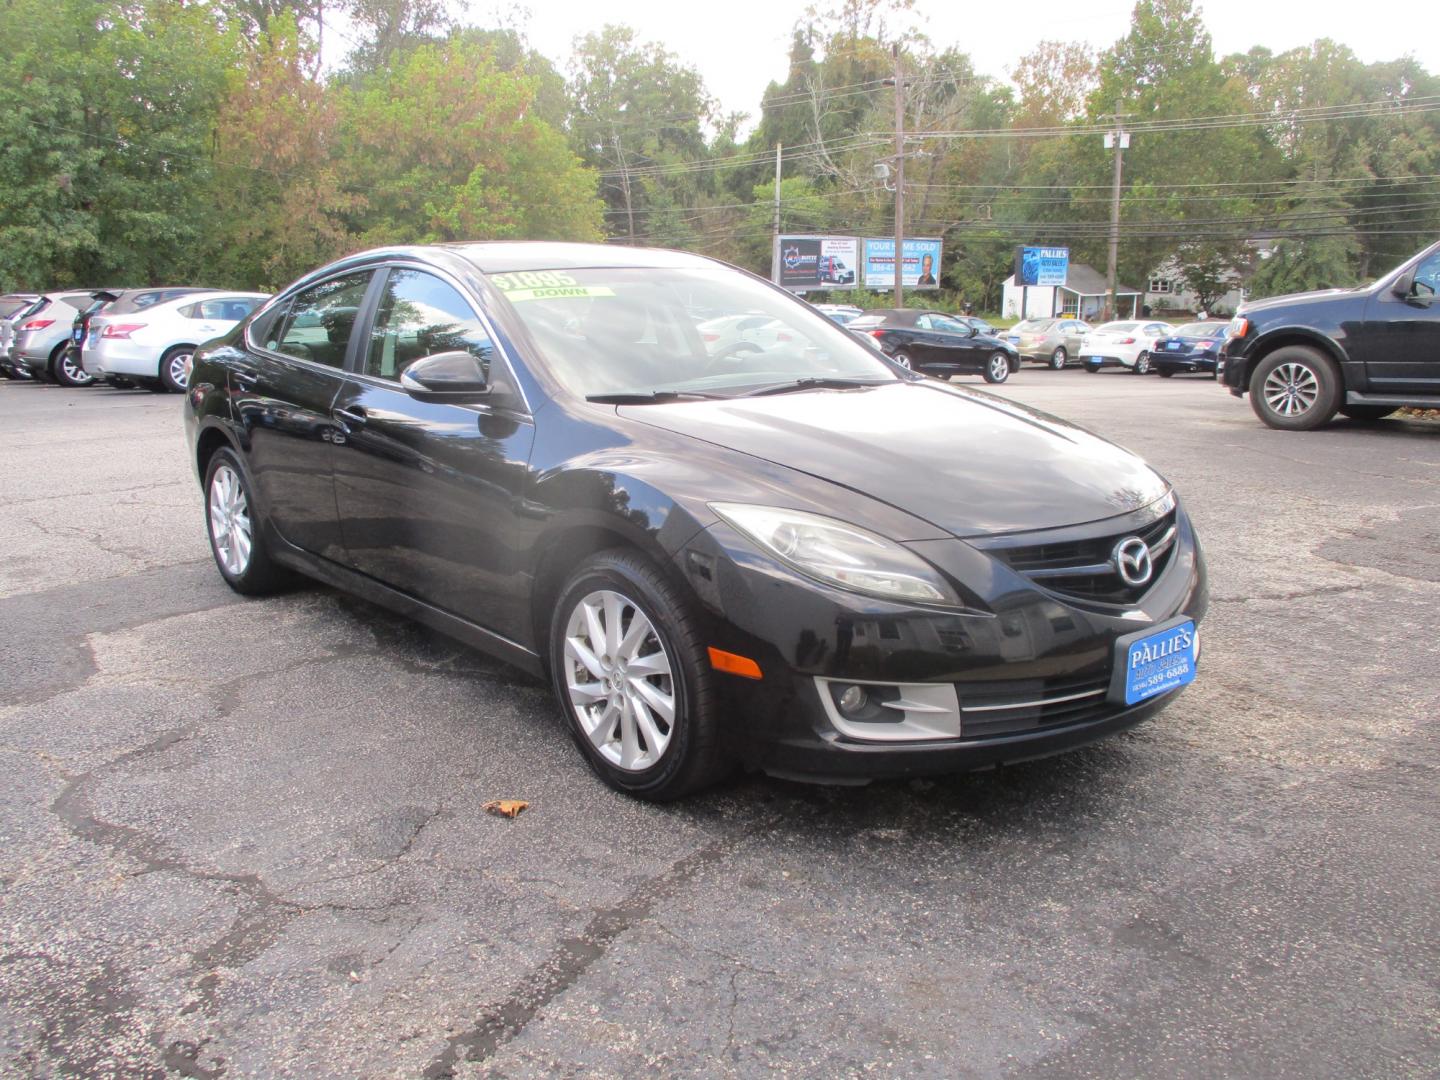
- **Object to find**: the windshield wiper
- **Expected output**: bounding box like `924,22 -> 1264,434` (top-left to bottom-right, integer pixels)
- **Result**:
585,389 -> 723,404
737,377 -> 888,398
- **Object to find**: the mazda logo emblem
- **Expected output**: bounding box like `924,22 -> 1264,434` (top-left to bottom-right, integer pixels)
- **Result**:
1113,536 -> 1153,587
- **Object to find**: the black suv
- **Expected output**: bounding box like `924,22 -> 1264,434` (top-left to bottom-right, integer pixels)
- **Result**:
1220,241 -> 1440,429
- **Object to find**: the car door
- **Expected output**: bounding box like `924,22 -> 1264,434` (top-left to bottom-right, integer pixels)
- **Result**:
1360,247 -> 1440,393
1065,322 -> 1087,354
329,265 -> 537,641
926,313 -> 981,369
232,270 -> 375,562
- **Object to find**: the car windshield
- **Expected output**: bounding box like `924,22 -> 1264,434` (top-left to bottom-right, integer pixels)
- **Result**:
1174,322 -> 1228,337
490,267 -> 900,399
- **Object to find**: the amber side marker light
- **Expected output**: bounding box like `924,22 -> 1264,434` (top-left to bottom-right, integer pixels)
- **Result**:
707,647 -> 763,680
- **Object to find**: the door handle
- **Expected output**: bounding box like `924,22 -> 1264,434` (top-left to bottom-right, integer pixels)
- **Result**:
334,406 -> 367,429
232,367 -> 259,390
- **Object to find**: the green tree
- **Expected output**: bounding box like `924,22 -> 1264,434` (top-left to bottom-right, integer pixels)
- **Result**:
0,0 -> 240,290
339,37 -> 603,245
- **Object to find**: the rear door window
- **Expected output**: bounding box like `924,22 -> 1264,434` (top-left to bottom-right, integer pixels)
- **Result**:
271,273 -> 373,368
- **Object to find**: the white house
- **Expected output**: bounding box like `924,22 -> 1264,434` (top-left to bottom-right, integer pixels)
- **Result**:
1002,263 -> 1143,321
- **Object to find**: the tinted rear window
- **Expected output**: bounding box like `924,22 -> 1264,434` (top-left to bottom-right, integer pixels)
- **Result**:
106,288 -> 208,315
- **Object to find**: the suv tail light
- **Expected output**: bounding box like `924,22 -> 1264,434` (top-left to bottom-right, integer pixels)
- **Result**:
101,323 -> 147,339
19,319 -> 54,332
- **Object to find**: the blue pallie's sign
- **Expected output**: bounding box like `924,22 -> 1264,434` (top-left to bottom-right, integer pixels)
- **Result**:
1015,246 -> 1070,287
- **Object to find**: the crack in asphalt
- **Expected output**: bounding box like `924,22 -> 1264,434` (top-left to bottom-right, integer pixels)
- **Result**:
1209,583 -> 1367,605
421,833 -> 745,1078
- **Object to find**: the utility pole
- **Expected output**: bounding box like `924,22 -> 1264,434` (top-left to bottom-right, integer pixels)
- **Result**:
1104,101 -> 1131,320
770,143 -> 783,284
612,127 -> 636,245
892,43 -> 905,307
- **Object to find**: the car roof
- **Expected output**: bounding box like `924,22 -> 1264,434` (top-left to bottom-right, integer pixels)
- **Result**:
440,241 -> 717,274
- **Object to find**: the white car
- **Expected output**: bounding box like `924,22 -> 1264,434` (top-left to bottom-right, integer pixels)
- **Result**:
86,291 -> 268,392
0,294 -> 40,378
696,313 -> 796,357
1077,320 -> 1174,375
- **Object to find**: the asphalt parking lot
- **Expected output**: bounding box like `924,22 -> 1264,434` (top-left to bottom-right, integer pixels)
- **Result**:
1,370 -> 1437,1079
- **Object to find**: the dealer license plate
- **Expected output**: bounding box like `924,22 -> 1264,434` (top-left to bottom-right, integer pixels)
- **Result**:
1167,341 -> 1181,350
1112,620 -> 1197,705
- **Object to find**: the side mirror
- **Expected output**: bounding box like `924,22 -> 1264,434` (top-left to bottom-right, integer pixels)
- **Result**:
399,350 -> 490,399
1393,269 -> 1417,299
968,325 -> 979,337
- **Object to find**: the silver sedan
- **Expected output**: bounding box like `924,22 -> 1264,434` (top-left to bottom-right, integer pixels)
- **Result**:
1007,317 -> 1092,369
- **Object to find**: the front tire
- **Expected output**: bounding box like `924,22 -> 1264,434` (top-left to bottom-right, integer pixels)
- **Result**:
550,550 -> 728,800
1249,346 -> 1341,431
983,352 -> 1011,384
1049,346 -> 1067,370
160,346 -> 196,393
1133,351 -> 1151,375
204,448 -> 289,595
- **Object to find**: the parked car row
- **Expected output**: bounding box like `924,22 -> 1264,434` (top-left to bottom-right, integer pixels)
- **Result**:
0,286 -> 268,392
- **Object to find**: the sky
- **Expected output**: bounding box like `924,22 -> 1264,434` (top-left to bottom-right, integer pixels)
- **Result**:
459,0 -> 1434,127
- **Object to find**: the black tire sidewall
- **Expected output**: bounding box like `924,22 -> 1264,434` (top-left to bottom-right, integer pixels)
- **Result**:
983,352 -> 1009,383
1249,347 -> 1341,430
1050,347 -> 1066,369
203,448 -> 285,594
549,551 -> 718,799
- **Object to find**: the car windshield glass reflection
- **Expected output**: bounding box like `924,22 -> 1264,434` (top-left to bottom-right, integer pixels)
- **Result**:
489,268 -> 899,399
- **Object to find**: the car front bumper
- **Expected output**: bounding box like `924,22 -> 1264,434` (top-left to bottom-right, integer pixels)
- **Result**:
679,508 -> 1208,781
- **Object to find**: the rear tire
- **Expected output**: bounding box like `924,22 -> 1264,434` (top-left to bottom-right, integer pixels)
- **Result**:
1249,346 -> 1341,431
203,448 -> 290,595
1133,351 -> 1151,375
550,549 -> 729,800
1157,369 -> 1174,378
160,346 -> 196,393
53,348 -> 95,387
891,351 -> 913,370
1049,347 -> 1067,370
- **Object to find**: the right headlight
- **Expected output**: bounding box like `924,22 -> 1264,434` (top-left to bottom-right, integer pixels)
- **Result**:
710,503 -> 961,606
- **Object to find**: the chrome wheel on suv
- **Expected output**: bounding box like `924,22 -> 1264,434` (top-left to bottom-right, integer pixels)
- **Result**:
1249,346 -> 1341,431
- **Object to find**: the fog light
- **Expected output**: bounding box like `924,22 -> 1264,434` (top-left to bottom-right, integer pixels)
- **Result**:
838,685 -> 868,713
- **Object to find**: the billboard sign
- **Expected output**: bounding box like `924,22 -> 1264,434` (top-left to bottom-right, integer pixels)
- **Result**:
862,238 -> 943,290
777,235 -> 859,291
1014,246 -> 1070,287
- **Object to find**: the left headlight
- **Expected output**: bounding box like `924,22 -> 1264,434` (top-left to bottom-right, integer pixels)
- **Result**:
710,503 -> 960,606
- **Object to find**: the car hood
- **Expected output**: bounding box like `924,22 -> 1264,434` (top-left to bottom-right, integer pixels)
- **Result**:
620,382 -> 1168,538
1240,287 -> 1359,314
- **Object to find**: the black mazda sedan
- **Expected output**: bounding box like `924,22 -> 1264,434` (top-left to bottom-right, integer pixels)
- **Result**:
185,243 -> 1206,799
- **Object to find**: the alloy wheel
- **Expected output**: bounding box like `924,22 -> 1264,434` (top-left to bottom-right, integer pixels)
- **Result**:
58,353 -> 94,386
563,589 -> 676,772
1050,347 -> 1066,369
988,353 -> 1009,382
892,352 -> 913,370
1263,361 -> 1319,417
167,350 -> 194,391
208,464 -> 253,577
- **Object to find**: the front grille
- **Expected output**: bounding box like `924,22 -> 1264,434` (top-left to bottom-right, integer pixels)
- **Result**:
958,673 -> 1113,740
993,509 -> 1178,607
